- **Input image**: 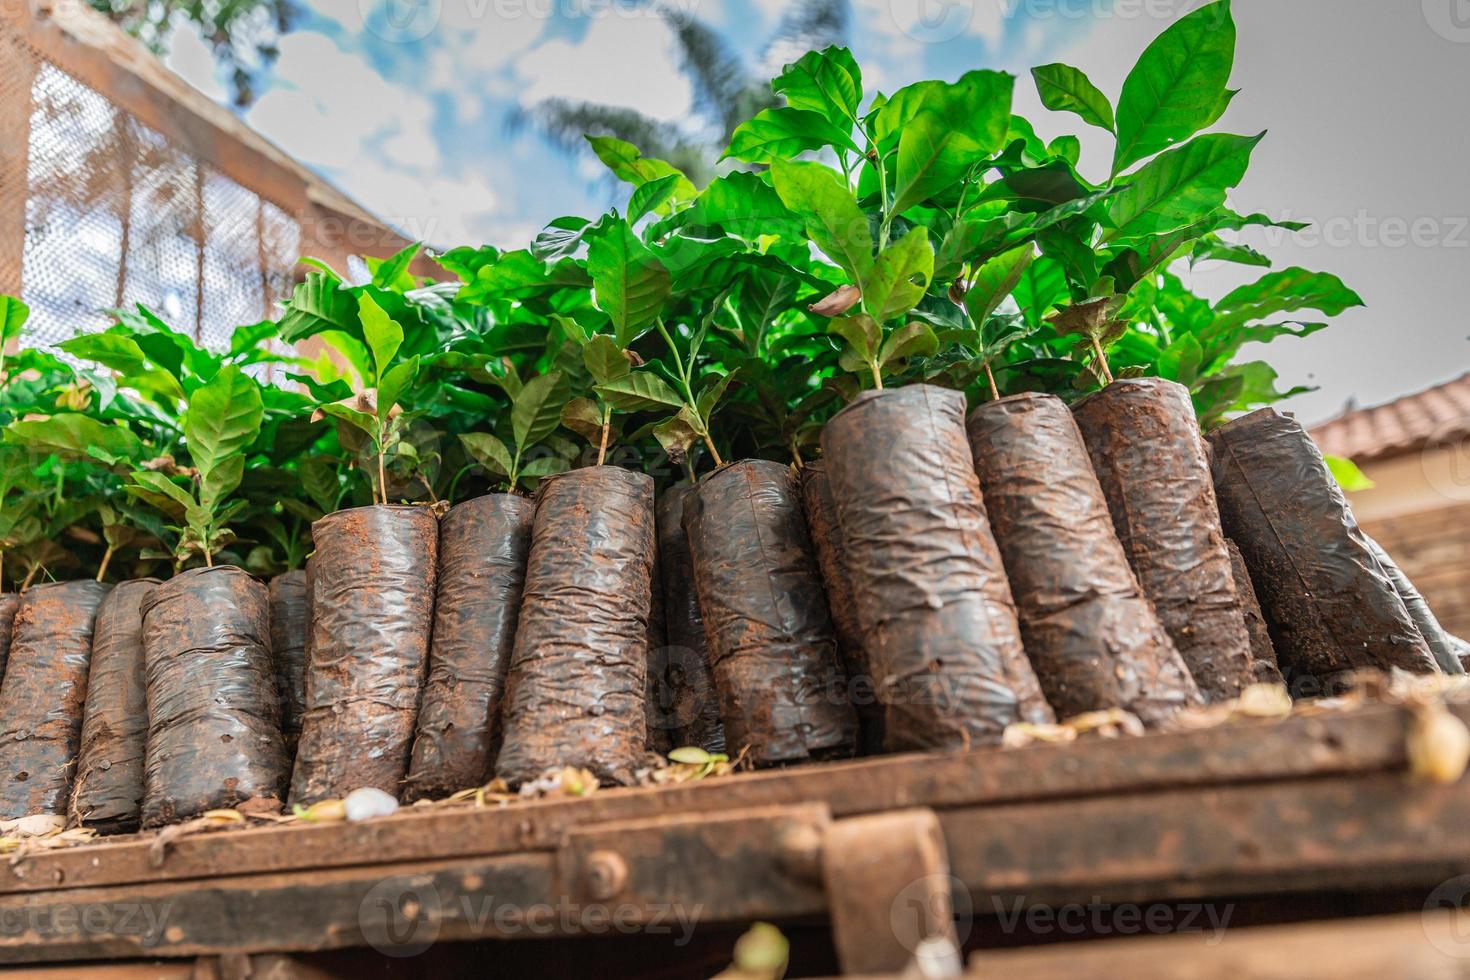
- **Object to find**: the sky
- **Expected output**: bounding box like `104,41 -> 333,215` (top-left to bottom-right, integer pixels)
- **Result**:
164,0 -> 1470,425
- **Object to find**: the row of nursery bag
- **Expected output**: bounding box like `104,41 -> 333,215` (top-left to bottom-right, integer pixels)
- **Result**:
0,371 -> 1459,831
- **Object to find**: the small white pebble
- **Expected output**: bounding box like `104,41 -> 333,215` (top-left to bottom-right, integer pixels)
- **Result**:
343,787 -> 399,822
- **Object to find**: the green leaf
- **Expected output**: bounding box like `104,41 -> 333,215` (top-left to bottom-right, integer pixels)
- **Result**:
319,402 -> 378,442
185,365 -> 263,487
279,272 -> 356,342
583,334 -> 632,385
125,470 -> 196,521
594,372 -> 685,413
628,174 -> 680,223
512,371 -> 570,449
460,432 -> 513,477
1032,63 -> 1115,132
0,295 -> 28,348
964,246 -> 1035,327
862,227 -> 934,323
561,397 -> 605,444
723,107 -> 857,163
586,136 -> 697,202
695,370 -> 737,422
1104,132 -> 1262,242
377,356 -> 419,421
357,293 -> 404,382
587,219 -> 672,347
1113,0 -> 1237,175
5,414 -> 142,463
878,322 -> 939,368
1156,333 -> 1205,386
892,70 -> 1014,214
1325,454 -> 1375,492
770,159 -> 873,281
1213,268 -> 1364,331
828,314 -> 881,362
772,46 -> 862,128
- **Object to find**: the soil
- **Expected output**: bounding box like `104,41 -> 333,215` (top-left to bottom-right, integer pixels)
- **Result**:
967,393 -> 1199,725
141,567 -> 287,826
71,579 -> 159,833
495,467 -> 654,786
290,505 -> 439,804
683,460 -> 857,766
0,580 -> 111,818
404,494 -> 534,800
1073,378 -> 1257,701
821,384 -> 1054,753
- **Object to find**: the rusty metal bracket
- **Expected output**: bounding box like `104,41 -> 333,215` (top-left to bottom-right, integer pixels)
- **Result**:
554,802 -> 832,932
822,808 -> 958,976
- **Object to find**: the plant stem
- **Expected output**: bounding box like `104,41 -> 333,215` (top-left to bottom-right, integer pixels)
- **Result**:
96,545 -> 114,583
1089,334 -> 1115,385
20,564 -> 38,591
203,548 -> 213,568
420,474 -> 439,505
984,362 -> 1000,401
870,361 -> 884,390
377,451 -> 388,506
702,435 -> 725,468
597,422 -> 610,467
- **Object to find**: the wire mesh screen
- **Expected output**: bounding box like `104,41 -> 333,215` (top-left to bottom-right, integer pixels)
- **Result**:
0,26 -> 300,353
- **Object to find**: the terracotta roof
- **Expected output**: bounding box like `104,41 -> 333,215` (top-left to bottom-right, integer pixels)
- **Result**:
1310,372 -> 1470,462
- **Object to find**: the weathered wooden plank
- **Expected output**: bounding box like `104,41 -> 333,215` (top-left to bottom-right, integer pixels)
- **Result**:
943,771 -> 1470,907
967,910 -> 1470,979
0,706 -> 1425,897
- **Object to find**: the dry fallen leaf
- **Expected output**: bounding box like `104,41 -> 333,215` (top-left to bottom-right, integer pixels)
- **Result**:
1002,723 -> 1078,749
1408,703 -> 1470,784
807,284 -> 861,317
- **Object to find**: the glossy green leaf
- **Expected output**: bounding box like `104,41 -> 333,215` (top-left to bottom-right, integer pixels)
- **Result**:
862,227 -> 934,323
377,356 -> 419,420
594,372 -> 685,413
724,107 -> 857,163
772,47 -> 862,127
964,246 -> 1035,327
628,174 -> 680,223
512,370 -> 570,449
828,313 -> 881,362
1325,454 -> 1375,492
1104,132 -> 1261,242
0,295 -> 29,349
1213,268 -> 1364,331
770,160 -> 873,281
185,365 -> 264,488
878,322 -> 939,368
357,293 -> 404,382
892,71 -> 1013,214
1113,0 -> 1236,174
5,414 -> 142,463
460,432 -> 513,477
1032,63 -> 1115,132
588,220 -> 672,347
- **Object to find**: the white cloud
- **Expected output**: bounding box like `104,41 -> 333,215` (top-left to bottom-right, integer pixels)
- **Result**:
164,24 -> 227,102
513,14 -> 694,122
332,160 -> 499,244
246,32 -> 441,171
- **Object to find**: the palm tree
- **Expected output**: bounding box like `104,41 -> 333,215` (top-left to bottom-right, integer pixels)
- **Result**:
512,0 -> 850,187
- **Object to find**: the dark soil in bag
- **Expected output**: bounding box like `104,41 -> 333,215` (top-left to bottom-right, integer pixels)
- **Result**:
1208,408 -> 1438,687
644,525 -> 673,757
290,505 -> 439,804
1073,378 -> 1256,702
822,385 -> 1053,753
1225,539 -> 1283,685
684,460 -> 857,766
496,467 -> 654,786
1363,533 -> 1465,675
967,393 -> 1199,725
0,593 -> 19,677
654,484 -> 725,755
71,579 -> 158,833
0,581 -> 110,818
404,494 -> 533,800
141,567 -> 286,826
798,461 -> 883,754
268,570 -> 310,762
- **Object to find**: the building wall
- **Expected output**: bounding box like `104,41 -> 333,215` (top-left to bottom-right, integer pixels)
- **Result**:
1350,446 -> 1470,639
